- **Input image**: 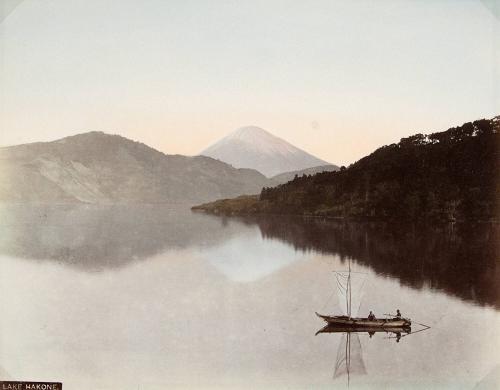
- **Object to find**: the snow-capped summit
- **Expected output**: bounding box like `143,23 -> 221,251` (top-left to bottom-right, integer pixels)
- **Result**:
200,126 -> 331,177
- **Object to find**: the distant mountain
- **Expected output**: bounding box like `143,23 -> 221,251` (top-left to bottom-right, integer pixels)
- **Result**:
193,117 -> 500,222
200,126 -> 330,177
272,164 -> 338,185
0,132 -> 274,205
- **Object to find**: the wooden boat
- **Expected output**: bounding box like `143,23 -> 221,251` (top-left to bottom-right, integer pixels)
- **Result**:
316,258 -> 411,330
315,312 -> 411,328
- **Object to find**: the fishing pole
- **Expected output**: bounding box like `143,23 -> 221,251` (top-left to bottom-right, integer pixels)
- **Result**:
412,321 -> 431,330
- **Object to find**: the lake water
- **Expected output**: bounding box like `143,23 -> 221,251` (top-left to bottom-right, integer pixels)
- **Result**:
0,204 -> 499,389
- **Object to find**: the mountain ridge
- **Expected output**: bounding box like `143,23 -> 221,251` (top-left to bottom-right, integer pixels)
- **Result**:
200,126 -> 330,177
0,131 -> 274,205
271,164 -> 339,184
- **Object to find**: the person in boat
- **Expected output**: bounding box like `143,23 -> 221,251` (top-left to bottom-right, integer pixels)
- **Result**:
368,311 -> 376,321
396,309 -> 402,319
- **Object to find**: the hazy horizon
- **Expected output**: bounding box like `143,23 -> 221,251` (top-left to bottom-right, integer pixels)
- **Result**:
1,0 -> 498,165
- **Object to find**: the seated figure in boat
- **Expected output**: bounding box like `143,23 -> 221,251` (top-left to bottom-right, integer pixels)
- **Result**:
395,309 -> 402,319
368,311 -> 376,321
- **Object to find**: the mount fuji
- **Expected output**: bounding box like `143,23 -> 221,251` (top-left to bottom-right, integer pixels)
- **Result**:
200,126 -> 333,177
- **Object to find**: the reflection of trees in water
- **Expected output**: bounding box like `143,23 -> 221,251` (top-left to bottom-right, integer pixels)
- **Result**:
248,216 -> 499,309
2,204 -> 498,308
0,204 -> 245,270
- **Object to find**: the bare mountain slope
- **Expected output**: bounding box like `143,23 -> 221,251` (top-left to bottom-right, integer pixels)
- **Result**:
0,131 -> 273,204
200,126 -> 330,177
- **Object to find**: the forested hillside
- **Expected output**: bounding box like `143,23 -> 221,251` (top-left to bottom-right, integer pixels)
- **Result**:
193,117 -> 499,222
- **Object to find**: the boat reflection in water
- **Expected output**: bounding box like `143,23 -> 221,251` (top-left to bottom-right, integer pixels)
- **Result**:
313,256 -> 429,387
316,324 -> 411,338
315,324 -> 413,386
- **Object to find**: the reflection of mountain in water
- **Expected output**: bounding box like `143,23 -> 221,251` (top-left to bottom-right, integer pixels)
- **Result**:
246,216 -> 500,309
201,235 -> 304,282
0,204 -> 246,270
2,205 -> 498,307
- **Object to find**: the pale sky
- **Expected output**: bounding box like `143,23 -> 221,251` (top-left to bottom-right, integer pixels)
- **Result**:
0,0 -> 498,165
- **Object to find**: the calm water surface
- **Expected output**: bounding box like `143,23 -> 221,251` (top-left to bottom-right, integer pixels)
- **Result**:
0,204 -> 498,389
